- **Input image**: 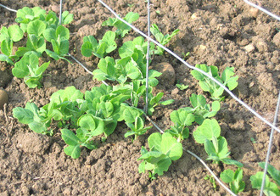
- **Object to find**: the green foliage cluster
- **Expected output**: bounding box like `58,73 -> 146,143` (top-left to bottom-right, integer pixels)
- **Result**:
14,84 -> 150,158
13,10 -> 179,162
220,168 -> 245,194
191,64 -> 238,100
10,7 -> 272,195
0,7 -> 73,88
250,163 -> 280,196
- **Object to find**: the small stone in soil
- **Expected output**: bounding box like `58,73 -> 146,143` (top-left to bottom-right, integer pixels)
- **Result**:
0,89 -> 8,109
152,62 -> 176,86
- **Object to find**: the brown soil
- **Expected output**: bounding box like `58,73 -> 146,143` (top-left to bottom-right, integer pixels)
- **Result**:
1,0 -> 280,195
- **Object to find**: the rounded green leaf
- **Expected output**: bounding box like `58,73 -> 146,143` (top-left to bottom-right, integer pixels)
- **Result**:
161,132 -> 183,160
64,145 -> 81,159
27,20 -> 46,36
220,169 -> 234,183
81,41 -> 93,57
13,107 -> 34,124
78,114 -> 96,131
193,119 -> 221,144
43,28 -> 56,42
148,132 -> 162,151
8,25 -> 24,42
56,25 -> 70,40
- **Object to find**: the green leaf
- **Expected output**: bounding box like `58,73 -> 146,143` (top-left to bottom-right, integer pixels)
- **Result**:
222,159 -> 244,168
103,119 -> 117,137
81,40 -> 94,57
251,172 -> 280,196
123,107 -> 142,123
16,7 -> 34,24
43,28 -> 56,42
61,129 -> 80,146
78,114 -> 96,131
148,132 -> 162,152
193,119 -> 221,144
27,20 -> 46,36
259,162 -> 280,186
13,107 -> 34,124
0,27 -> 9,41
50,86 -> 84,104
56,25 -> 70,40
35,61 -> 50,76
8,25 -> 24,42
160,99 -> 174,105
220,169 -> 234,183
154,158 -> 172,176
135,116 -> 144,130
62,11 -> 74,25
119,41 -> 134,58
0,54 -> 14,65
160,133 -> 183,160
64,145 -> 81,159
124,12 -> 139,23
12,54 -> 32,78
1,38 -> 13,57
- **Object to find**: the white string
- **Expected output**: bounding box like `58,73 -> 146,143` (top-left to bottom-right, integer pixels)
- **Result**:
97,0 -> 280,135
243,0 -> 280,21
59,0 -> 63,25
0,4 -> 17,13
260,90 -> 280,196
144,0 -> 151,114
144,113 -> 237,196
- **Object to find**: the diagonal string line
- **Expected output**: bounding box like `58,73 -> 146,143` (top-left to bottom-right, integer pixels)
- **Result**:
97,0 -> 280,134
0,3 -> 17,13
260,90 -> 280,196
243,0 -> 280,21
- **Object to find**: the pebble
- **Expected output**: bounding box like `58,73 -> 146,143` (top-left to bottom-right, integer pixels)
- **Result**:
256,40 -> 268,53
152,62 -> 176,86
273,32 -> 280,48
249,8 -> 259,18
244,44 -> 255,53
0,89 -> 8,109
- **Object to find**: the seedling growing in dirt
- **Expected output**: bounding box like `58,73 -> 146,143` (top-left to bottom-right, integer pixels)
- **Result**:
0,25 -> 24,64
259,162 -> 280,186
183,94 -> 220,124
204,175 -> 217,191
44,25 -> 70,61
176,83 -> 188,90
220,168 -> 245,194
150,24 -> 179,55
191,64 -> 238,101
61,128 -> 97,159
125,116 -> 152,139
193,119 -> 243,167
16,19 -> 47,57
102,12 -> 139,38
165,108 -> 195,141
15,7 -> 47,32
12,53 -> 50,88
81,31 -> 117,58
146,91 -> 174,116
250,172 -> 280,196
122,107 -> 152,139
138,132 -> 183,179
13,102 -> 51,135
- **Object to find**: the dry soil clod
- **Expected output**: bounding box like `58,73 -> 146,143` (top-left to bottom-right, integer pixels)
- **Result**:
0,89 -> 8,110
152,62 -> 176,86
